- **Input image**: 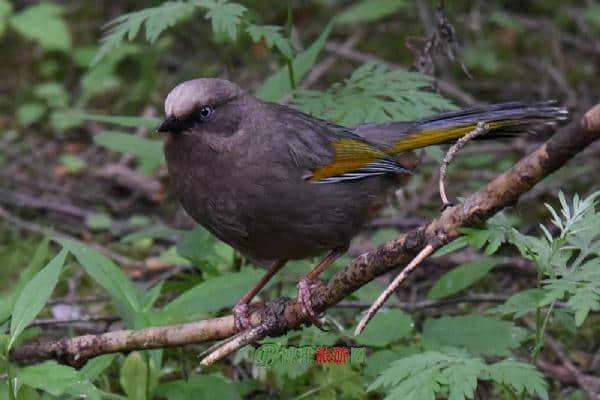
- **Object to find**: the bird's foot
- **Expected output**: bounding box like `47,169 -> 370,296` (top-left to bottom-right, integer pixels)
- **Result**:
233,303 -> 250,332
297,278 -> 327,331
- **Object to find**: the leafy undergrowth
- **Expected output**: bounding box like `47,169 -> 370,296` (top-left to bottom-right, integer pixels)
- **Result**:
1,0 -> 599,399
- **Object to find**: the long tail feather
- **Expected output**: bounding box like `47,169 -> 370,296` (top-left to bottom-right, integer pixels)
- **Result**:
387,101 -> 568,154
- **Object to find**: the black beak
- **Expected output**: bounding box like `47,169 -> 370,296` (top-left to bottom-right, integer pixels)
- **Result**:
156,116 -> 180,133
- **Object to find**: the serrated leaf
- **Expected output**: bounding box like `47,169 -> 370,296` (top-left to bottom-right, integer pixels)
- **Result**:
423,315 -> 528,356
94,131 -> 165,173
335,0 -> 407,24
246,24 -> 293,59
93,1 -> 194,65
9,249 -> 67,349
10,2 -> 71,51
256,22 -> 333,101
487,288 -> 544,318
427,258 -> 498,300
460,227 -> 491,250
486,359 -> 548,400
350,309 -> 413,347
368,348 -> 486,400
202,0 -> 246,41
292,62 -> 454,125
432,236 -> 469,257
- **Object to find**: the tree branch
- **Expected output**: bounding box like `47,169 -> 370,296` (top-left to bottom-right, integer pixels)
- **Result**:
10,104 -> 600,367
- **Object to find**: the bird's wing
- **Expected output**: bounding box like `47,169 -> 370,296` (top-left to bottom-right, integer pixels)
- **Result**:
270,104 -> 410,183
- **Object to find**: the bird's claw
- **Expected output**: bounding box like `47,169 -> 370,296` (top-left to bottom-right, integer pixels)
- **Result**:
297,278 -> 328,331
233,303 -> 250,332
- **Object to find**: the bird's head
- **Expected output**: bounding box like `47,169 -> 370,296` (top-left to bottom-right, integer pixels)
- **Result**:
157,78 -> 246,136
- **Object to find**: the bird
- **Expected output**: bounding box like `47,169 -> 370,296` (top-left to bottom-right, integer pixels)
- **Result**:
157,77 -> 567,331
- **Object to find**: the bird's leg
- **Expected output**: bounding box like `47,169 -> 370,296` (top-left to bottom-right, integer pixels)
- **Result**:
233,258 -> 287,331
297,246 -> 348,327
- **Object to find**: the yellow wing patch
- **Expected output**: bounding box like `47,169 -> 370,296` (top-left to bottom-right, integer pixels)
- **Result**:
387,121 -> 504,153
310,138 -> 389,182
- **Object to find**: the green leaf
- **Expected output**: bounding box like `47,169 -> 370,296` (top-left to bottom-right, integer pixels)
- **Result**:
432,236 -> 469,257
16,102 -> 46,125
60,154 -> 87,173
0,0 -> 12,36
157,246 -> 191,267
80,354 -> 117,381
34,82 -> 69,109
85,212 -> 113,231
94,131 -> 165,173
120,352 -> 158,400
427,258 -> 498,300
176,227 -> 217,264
292,61 -> 455,125
142,281 -> 164,310
58,239 -> 143,326
159,268 -> 266,322
586,5 -> 600,30
201,0 -> 247,41
423,315 -> 528,356
9,249 -> 67,349
49,109 -> 86,130
368,348 -> 486,400
9,2 -> 71,51
156,375 -> 241,400
127,215 -> 151,228
246,24 -> 293,59
17,361 -> 79,396
335,0 -> 407,24
369,349 -> 547,400
350,309 -> 413,347
486,359 -> 548,400
0,237 -> 49,323
487,289 -> 544,318
15,384 -> 40,400
93,1 -> 195,65
121,225 -> 180,243
256,22 -> 333,101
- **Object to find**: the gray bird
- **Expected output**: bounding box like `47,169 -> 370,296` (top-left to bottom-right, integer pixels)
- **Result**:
157,78 -> 566,330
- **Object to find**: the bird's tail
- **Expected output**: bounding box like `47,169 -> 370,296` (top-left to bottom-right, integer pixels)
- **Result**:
386,101 -> 568,154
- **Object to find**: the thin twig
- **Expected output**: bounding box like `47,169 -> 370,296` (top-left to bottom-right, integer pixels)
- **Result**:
355,244 -> 434,335
439,121 -> 490,206
199,325 -> 266,367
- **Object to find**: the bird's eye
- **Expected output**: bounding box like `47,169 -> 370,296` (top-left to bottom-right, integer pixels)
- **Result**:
198,105 -> 213,121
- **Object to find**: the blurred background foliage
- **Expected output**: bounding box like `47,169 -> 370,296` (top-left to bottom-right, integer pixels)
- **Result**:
1,0 -> 600,399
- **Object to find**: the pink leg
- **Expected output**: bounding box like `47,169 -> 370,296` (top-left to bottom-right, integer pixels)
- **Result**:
233,259 -> 287,331
297,246 -> 348,326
